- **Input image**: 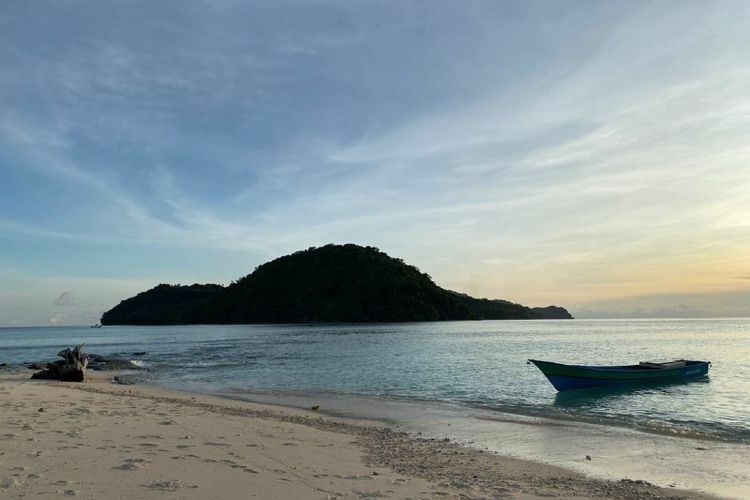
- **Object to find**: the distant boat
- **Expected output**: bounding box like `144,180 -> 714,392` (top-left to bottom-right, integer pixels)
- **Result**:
90,324 -> 102,328
529,359 -> 710,391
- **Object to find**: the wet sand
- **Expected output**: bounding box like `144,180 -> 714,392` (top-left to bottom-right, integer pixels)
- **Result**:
216,389 -> 750,498
0,373 -> 716,499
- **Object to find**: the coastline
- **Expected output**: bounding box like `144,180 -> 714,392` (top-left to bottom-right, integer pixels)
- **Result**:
214,387 -> 750,498
0,373 -> 718,500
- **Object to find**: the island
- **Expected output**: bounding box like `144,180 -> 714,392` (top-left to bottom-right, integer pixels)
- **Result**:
101,244 -> 572,325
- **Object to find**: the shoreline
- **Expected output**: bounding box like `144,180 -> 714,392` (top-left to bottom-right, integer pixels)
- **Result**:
207,383 -> 736,443
203,386 -> 749,499
0,373 -> 719,499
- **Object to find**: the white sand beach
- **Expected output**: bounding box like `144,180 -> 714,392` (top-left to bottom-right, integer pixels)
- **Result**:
0,373 -> 715,500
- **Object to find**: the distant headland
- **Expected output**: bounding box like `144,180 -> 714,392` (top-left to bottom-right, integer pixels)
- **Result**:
101,244 -> 572,325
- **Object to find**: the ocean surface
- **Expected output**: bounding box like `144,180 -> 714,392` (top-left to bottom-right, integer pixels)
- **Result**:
1,319 -> 748,444
3,319 -> 750,496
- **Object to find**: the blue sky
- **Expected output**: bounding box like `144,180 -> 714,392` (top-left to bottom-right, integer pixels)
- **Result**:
2,1 -> 750,325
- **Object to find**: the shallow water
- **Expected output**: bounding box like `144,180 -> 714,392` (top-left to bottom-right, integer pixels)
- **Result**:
3,319 -> 748,444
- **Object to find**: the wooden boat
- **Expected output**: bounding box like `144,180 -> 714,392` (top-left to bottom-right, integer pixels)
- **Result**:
528,359 -> 710,391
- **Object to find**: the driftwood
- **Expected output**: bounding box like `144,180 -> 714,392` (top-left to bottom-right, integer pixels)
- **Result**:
31,344 -> 89,382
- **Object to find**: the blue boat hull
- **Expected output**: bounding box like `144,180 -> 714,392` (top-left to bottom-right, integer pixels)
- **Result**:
530,359 -> 710,392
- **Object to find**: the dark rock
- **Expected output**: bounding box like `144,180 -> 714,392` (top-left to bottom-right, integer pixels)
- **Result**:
31,345 -> 88,382
87,354 -> 142,371
28,353 -> 142,375
110,373 -> 151,385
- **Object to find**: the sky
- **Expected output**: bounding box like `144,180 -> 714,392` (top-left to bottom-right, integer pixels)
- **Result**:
1,0 -> 749,325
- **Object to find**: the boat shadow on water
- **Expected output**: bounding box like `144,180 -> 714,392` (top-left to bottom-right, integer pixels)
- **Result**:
552,376 -> 711,407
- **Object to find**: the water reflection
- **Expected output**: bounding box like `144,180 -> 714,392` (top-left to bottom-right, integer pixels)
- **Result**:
553,376 -> 711,407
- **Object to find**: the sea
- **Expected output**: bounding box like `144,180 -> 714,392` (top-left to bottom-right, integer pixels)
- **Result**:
2,319 -> 749,497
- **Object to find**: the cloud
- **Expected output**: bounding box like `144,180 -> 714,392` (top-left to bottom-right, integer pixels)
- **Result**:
573,288 -> 750,319
54,291 -> 75,306
48,312 -> 63,324
0,271 -> 155,326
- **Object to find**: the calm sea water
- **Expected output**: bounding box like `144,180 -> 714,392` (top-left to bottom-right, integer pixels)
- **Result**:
1,319 -> 749,444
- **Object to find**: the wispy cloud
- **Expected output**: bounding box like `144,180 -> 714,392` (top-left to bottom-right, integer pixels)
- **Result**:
1,1 -> 749,323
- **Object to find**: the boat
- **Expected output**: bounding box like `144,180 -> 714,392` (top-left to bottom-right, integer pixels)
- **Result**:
528,359 -> 710,391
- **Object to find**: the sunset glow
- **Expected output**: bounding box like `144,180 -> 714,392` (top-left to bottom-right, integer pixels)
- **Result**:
1,1 -> 749,324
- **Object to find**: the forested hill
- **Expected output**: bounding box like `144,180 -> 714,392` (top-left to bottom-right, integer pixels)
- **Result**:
101,244 -> 573,325
100,284 -> 223,325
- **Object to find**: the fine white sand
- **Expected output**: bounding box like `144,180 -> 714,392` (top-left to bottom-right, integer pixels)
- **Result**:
0,373 -> 715,499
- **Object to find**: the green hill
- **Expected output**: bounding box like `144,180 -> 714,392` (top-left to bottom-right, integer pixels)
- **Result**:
100,284 -> 223,325
101,244 -> 572,325
449,294 -> 573,320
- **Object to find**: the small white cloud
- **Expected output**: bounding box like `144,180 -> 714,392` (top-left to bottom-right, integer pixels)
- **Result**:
54,291 -> 75,306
